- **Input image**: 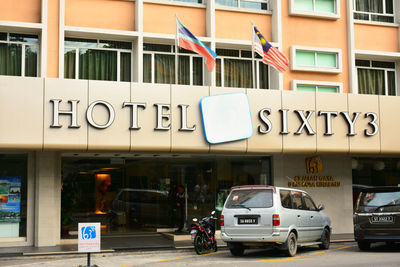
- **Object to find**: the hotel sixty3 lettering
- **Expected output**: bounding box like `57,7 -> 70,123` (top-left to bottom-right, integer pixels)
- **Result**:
49,96 -> 379,144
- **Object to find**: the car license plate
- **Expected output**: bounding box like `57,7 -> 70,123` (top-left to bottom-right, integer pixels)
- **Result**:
190,229 -> 197,239
238,218 -> 258,224
370,216 -> 394,224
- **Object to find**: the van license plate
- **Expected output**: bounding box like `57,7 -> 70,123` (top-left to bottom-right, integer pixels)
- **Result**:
238,218 -> 258,224
370,216 -> 394,224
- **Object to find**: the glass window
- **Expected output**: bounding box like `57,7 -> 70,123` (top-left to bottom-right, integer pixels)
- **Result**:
291,191 -> 303,209
79,49 -> 117,81
64,38 -> 132,82
174,0 -> 203,3
297,84 -> 338,93
216,49 -> 269,89
316,0 -> 335,12
120,52 -> 131,82
317,52 -> 336,68
61,156 -> 271,235
0,154 -> 27,238
296,51 -> 336,68
143,44 -> 203,85
216,0 -> 268,11
354,0 -> 394,23
294,0 -> 335,13
0,33 -> 39,77
297,85 -> 317,92
225,189 -> 273,209
356,60 -> 396,96
296,51 -> 315,66
358,191 -> 400,212
303,193 -> 317,211
280,190 -> 292,209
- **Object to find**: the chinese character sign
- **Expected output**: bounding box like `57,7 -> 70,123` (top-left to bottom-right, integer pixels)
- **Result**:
78,223 -> 100,252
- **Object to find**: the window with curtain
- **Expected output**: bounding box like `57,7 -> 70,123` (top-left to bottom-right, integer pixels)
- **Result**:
216,0 -> 268,11
143,43 -> 203,85
354,0 -> 394,23
64,38 -> 132,82
216,48 -> 269,89
356,59 -> 396,96
294,0 -> 336,14
0,33 -> 39,77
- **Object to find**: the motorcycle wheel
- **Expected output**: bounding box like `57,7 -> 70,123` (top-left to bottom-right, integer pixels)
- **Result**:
194,234 -> 204,255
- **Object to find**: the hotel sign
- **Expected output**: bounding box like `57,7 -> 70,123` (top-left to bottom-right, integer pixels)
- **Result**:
49,93 -> 378,144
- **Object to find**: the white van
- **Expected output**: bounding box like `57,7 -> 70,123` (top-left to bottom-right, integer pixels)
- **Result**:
220,185 -> 331,256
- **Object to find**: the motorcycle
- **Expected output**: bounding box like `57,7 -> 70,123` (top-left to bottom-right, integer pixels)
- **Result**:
190,211 -> 218,255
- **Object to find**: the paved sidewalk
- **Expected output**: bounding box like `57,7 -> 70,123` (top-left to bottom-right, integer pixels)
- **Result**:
0,233 -> 354,257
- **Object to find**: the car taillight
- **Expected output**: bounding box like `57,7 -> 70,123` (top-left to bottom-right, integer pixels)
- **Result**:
272,214 -> 280,226
220,215 -> 224,226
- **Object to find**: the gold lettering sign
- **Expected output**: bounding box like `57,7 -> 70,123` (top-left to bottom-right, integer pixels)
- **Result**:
288,175 -> 340,188
306,156 -> 323,174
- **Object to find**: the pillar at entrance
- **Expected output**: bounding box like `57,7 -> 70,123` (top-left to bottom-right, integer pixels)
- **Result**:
34,152 -> 61,247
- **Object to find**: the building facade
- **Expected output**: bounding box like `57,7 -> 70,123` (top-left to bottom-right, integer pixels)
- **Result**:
0,0 -> 399,248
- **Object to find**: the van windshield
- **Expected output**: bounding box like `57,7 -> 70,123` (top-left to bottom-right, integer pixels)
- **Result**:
225,189 -> 273,209
357,191 -> 400,212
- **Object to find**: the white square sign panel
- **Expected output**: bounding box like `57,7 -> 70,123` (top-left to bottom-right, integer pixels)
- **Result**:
78,222 -> 101,252
200,93 -> 253,144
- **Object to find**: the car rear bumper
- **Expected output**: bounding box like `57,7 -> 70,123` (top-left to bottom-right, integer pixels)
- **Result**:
221,229 -> 288,244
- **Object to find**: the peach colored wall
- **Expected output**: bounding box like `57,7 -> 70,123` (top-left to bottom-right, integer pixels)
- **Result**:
354,24 -> 399,52
215,11 -> 271,40
47,0 -> 59,78
281,0 -> 349,92
0,0 -> 41,23
143,4 -> 206,36
66,0 -> 135,31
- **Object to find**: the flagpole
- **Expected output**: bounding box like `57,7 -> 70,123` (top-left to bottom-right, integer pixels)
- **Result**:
175,15 -> 179,85
251,22 -> 256,89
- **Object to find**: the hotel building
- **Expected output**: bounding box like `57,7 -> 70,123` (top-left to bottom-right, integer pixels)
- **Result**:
0,0 -> 399,247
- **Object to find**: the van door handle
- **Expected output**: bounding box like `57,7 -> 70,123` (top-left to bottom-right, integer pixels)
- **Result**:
297,215 -> 301,217
311,216 -> 314,219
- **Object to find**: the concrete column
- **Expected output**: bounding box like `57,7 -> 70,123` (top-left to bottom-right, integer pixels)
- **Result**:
34,152 -> 61,247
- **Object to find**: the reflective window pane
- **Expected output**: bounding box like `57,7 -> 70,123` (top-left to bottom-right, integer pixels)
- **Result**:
25,45 -> 37,77
143,54 -> 152,83
193,57 -> 203,86
10,33 -> 38,43
154,54 -> 175,84
64,48 -> 76,79
120,52 -> 131,82
0,154 -> 27,238
79,49 -> 117,81
0,43 -> 22,76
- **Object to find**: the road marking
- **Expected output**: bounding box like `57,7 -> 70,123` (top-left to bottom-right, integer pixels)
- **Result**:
155,257 -> 183,263
258,256 -> 312,262
337,246 -> 352,250
120,265 -> 133,267
201,252 -> 223,256
312,250 -> 328,255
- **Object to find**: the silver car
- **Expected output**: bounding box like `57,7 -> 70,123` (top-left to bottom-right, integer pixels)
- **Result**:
220,185 -> 331,256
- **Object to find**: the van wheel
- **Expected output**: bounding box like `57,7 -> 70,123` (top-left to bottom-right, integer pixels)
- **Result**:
229,243 -> 244,256
357,241 -> 370,251
286,232 -> 297,257
319,228 -> 330,249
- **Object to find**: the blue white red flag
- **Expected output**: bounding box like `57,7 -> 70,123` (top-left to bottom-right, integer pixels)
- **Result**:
253,26 -> 289,72
176,18 -> 217,72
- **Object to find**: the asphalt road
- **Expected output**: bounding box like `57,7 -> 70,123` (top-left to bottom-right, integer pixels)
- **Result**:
1,242 -> 400,267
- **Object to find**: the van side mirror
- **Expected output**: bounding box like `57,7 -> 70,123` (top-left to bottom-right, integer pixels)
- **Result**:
317,204 -> 325,211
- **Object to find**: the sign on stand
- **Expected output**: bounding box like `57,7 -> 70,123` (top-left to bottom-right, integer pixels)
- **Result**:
78,222 -> 100,267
